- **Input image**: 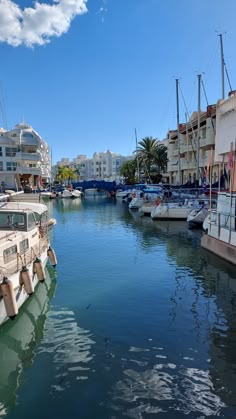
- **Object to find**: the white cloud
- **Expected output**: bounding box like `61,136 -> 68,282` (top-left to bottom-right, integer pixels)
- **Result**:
0,0 -> 88,47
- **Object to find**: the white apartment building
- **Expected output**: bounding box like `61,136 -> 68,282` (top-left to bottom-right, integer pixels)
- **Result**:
0,122 -> 51,190
215,90 -> 236,190
57,150 -> 133,183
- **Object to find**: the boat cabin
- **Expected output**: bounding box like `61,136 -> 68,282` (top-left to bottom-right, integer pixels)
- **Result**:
0,209 -> 37,232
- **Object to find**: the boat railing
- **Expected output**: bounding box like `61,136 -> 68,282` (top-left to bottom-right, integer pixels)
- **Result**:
207,208 -> 236,242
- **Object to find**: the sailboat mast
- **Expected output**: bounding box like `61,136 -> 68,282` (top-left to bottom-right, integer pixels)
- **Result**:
176,79 -> 181,185
135,128 -> 140,182
219,33 -> 225,99
197,74 -> 201,185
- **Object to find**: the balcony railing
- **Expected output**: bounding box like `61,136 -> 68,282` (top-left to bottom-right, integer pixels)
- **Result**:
16,166 -> 42,175
15,152 -> 42,162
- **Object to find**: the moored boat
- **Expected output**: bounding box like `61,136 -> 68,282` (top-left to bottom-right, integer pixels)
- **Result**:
0,202 -> 57,326
201,191 -> 236,265
151,198 -> 208,221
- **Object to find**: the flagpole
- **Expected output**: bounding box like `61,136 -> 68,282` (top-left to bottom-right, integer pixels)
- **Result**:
228,140 -> 235,243
218,162 -> 221,193
209,149 -> 212,233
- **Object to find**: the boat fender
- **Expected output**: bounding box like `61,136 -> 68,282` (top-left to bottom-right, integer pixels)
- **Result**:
0,277 -> 18,319
47,247 -> 57,268
20,267 -> 34,295
33,257 -> 46,282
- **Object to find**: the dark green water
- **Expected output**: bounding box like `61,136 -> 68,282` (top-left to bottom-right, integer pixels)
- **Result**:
1,197 -> 236,418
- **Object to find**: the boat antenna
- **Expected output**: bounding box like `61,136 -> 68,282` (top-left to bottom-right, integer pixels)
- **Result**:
196,74 -> 201,185
219,33 -> 225,99
176,79 -> 181,184
179,81 -> 200,180
218,32 -> 233,97
134,128 -> 140,182
201,78 -> 215,134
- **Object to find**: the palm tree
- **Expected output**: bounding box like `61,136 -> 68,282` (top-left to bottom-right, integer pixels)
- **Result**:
152,143 -> 168,173
65,167 -> 77,186
56,166 -> 77,186
120,159 -> 137,184
135,137 -> 159,182
56,166 -> 68,185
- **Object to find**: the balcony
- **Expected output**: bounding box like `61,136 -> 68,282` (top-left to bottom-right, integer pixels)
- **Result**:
15,152 -> 43,162
16,166 -> 42,175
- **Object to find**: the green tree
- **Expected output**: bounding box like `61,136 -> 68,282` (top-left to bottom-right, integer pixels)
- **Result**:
56,166 -> 77,185
56,166 -> 67,184
120,159 -> 137,184
151,143 -> 168,182
135,137 -> 168,183
65,167 -> 77,186
136,137 -> 158,182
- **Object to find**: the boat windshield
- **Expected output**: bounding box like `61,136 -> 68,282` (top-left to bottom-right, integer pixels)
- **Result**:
0,212 -> 26,230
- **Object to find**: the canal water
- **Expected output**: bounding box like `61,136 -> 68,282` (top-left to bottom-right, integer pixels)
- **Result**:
0,196 -> 236,418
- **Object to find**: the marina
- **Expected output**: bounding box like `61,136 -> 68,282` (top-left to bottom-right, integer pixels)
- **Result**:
0,197 -> 236,418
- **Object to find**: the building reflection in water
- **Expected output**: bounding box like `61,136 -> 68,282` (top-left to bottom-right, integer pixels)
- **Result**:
110,214 -> 236,417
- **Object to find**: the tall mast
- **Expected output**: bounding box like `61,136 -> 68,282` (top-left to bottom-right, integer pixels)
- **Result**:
197,74 -> 201,184
219,33 -> 225,99
176,79 -> 181,184
135,128 -> 140,182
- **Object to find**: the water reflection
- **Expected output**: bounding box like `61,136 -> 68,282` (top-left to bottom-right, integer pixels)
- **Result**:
10,199 -> 235,418
39,307 -> 95,393
0,267 -> 57,417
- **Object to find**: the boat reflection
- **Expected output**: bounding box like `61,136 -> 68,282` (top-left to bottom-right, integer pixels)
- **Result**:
117,210 -> 236,415
0,267 -> 57,417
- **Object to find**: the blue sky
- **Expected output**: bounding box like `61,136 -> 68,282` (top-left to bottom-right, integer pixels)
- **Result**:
0,0 -> 236,163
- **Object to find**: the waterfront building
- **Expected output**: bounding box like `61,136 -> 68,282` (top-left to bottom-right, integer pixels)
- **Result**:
167,105 -> 216,185
54,150 -> 133,183
201,91 -> 236,264
0,122 -> 51,191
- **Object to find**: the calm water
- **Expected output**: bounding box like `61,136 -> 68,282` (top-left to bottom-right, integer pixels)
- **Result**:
1,196 -> 236,418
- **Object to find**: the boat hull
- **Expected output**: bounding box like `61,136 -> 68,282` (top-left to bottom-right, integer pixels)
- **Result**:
0,248 -> 48,327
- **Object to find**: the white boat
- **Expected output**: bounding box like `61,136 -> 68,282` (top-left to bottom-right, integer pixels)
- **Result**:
138,201 -> 156,216
116,188 -> 135,199
187,206 -> 209,229
129,188 -> 162,210
71,189 -> 83,198
128,191 -> 145,209
0,201 -> 57,231
151,199 -> 205,221
187,199 -> 216,229
0,202 -> 57,327
201,191 -> 236,264
61,189 -> 82,199
202,210 -> 217,232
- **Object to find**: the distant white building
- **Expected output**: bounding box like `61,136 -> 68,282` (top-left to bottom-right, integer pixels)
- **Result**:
0,122 -> 51,190
55,150 -> 133,183
56,157 -> 70,166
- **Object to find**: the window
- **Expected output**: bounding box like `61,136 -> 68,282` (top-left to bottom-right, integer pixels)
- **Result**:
20,239 -> 29,254
3,245 -> 17,263
6,162 -> 17,171
0,162 -> 3,171
0,147 -> 2,156
27,212 -> 37,230
6,147 -> 18,157
22,133 -> 33,138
